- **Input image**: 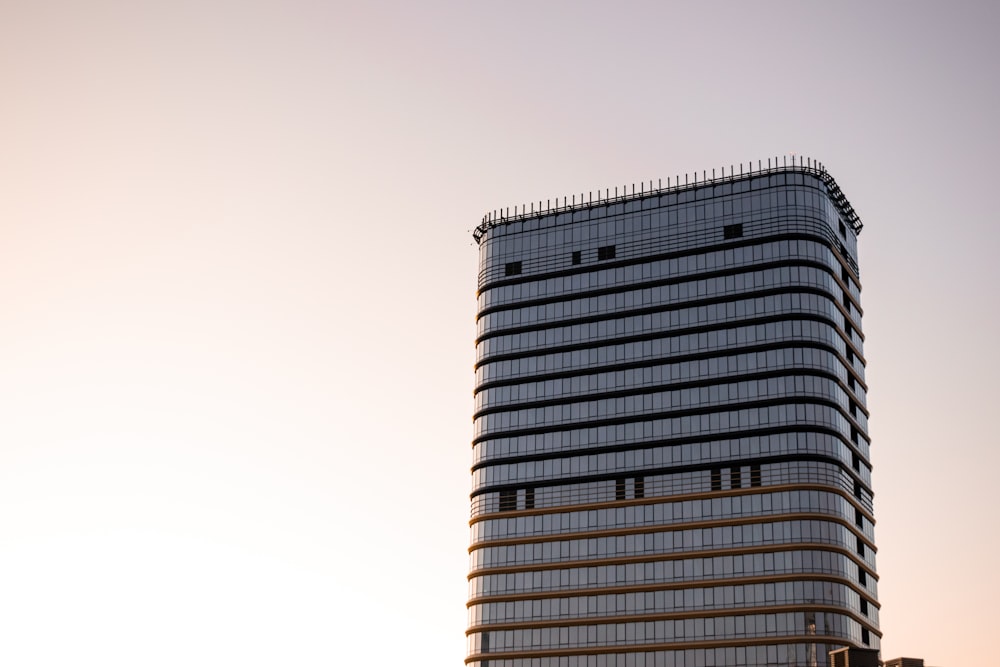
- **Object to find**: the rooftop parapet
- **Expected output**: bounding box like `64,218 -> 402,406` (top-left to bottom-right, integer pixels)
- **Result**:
473,155 -> 862,244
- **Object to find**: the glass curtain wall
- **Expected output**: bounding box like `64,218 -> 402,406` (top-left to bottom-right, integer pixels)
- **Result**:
469,165 -> 878,667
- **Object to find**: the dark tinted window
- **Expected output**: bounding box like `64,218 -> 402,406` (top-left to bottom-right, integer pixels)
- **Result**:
723,224 -> 743,239
499,489 -> 517,511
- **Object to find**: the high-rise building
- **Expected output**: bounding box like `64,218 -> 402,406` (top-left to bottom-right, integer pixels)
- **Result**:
468,158 -> 879,667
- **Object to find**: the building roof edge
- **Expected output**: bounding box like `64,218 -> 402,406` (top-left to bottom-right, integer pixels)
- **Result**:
473,157 -> 863,244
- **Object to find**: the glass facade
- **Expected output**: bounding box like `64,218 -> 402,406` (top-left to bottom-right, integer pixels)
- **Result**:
469,163 -> 878,667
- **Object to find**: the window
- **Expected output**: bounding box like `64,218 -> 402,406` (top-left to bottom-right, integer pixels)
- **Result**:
634,476 -> 645,499
615,478 -> 626,501
861,628 -> 870,646
842,265 -> 850,283
729,467 -> 741,489
848,374 -> 856,390
843,290 -> 850,309
859,568 -> 867,586
710,468 -> 722,491
846,347 -> 855,364
504,261 -> 522,276
850,401 -> 858,418
597,245 -> 616,261
498,489 -> 517,511
839,220 -> 847,238
854,480 -> 863,499
855,507 -> 864,528
524,487 -> 535,510
860,598 -> 869,616
571,250 -> 581,265
852,451 -> 860,471
750,464 -> 762,487
856,534 -> 865,555
723,224 -> 743,239
851,426 -> 858,443
845,318 -> 852,337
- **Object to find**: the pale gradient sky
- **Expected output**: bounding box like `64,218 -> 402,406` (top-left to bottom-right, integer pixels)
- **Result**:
1,1 -> 997,665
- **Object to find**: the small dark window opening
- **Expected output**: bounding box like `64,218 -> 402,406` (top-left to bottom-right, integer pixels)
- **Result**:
504,261 -> 522,276
842,265 -> 850,283
850,401 -> 858,418
750,464 -> 762,487
615,477 -> 626,501
848,374 -> 856,390
498,489 -> 517,512
851,426 -> 858,443
859,568 -> 867,586
524,487 -> 535,510
482,631 -> 490,654
838,241 -> 847,257
634,476 -> 645,499
571,250 -> 581,265
843,290 -> 850,309
852,452 -> 860,471
860,598 -> 869,615
855,507 -> 864,527
597,245 -> 616,261
845,318 -> 852,336
723,224 -> 743,240
846,347 -> 855,364
729,467 -> 742,489
861,628 -> 870,646
710,468 -> 722,491
854,480 -> 863,499
839,221 -> 847,238
856,534 -> 865,556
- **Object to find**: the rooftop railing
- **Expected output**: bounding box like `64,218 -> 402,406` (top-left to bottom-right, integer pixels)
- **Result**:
473,156 -> 863,244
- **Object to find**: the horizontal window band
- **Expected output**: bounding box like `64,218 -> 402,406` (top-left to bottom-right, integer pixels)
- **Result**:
466,571 -> 876,608
466,600 -> 879,636
471,395 -> 870,447
474,312 -> 867,379
471,426 -> 871,474
469,502 -> 877,551
478,257 -> 863,320
471,438 -> 874,498
470,478 -> 876,527
477,231 -> 856,297
464,631 -> 880,663
472,340 -> 868,402
472,340 -> 868,396
469,492 -> 877,553
473,367 -> 859,422
476,284 -> 863,347
469,535 -> 877,581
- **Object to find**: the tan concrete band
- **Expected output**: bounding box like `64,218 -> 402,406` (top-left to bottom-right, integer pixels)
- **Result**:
468,539 -> 877,580
466,601 -> 878,635
466,572 -> 874,608
470,507 -> 878,556
464,632 -> 880,664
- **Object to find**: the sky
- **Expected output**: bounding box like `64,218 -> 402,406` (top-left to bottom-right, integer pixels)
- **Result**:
1,1 -> 997,665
